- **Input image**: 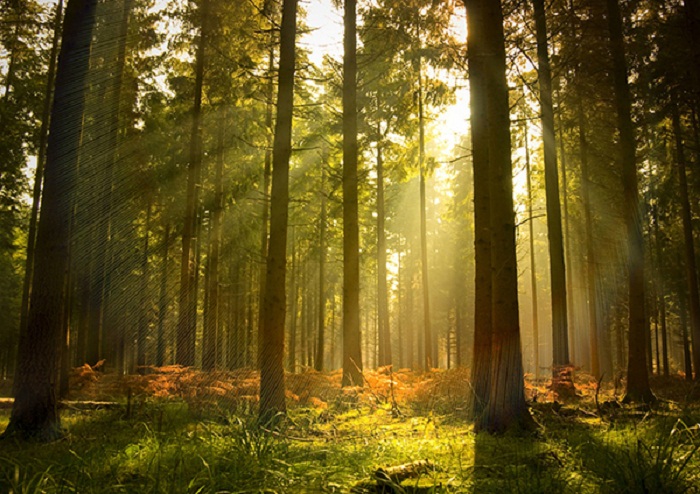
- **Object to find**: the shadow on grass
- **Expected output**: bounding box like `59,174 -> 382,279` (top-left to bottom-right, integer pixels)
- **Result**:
564,415 -> 700,494
0,400 -> 296,493
470,428 -> 576,494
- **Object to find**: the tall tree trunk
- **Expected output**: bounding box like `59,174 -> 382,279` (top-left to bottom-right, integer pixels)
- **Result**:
605,0 -> 653,403
19,0 -> 64,340
533,0 -> 570,383
288,228 -> 298,373
342,0 -> 363,387
417,64 -> 432,371
397,234 -> 405,368
259,0 -> 297,421
679,288 -> 693,380
302,262 -> 311,367
257,19 -> 276,369
465,0 -> 492,420
177,0 -> 208,367
671,98 -> 700,380
652,199 -> 669,376
203,113 -> 225,371
137,199 -> 152,374
578,97 -> 601,378
524,123 -> 540,382
315,158 -> 327,371
376,139 -> 391,367
476,0 -> 534,433
156,223 -> 170,367
245,263 -> 254,367
558,104 -> 576,367
2,0 -> 97,441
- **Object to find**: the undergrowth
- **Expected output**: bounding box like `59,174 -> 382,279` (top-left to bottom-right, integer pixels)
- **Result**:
0,369 -> 699,493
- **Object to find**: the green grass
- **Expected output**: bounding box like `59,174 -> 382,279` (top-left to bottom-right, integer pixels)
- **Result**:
1,396 -> 699,493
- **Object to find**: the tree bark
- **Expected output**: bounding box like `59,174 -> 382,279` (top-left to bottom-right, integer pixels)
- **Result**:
577,97 -> 601,378
315,156 -> 327,371
342,0 -> 363,387
557,103 -> 576,368
475,0 -> 534,433
376,139 -> 392,367
177,0 -> 209,367
605,0 -> 653,403
2,0 -> 97,441
679,287 -> 693,380
137,198 -> 151,374
203,113 -> 225,371
671,98 -> 700,380
259,0 -> 297,421
257,15 -> 276,369
465,0 -> 492,420
156,223 -> 170,367
288,228 -> 298,372
533,0 -> 570,380
651,196 -> 669,376
524,122 -> 540,382
417,63 -> 432,371
18,0 -> 64,342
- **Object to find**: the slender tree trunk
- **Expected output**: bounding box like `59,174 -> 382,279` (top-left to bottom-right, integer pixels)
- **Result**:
2,0 -> 97,441
342,0 -> 363,387
397,235 -> 404,368
679,289 -> 693,380
558,105 -> 576,367
465,0 -> 492,419
259,0 -> 297,421
671,99 -> 700,380
652,201 -> 669,376
524,123 -> 540,382
653,302 -> 660,375
417,64 -> 432,371
177,0 -> 209,367
203,114 -> 225,371
258,32 -> 275,369
577,97 -> 601,378
156,223 -> 170,367
245,262 -> 255,368
136,199 -> 152,374
533,0 -> 570,383
19,0 -> 63,339
605,0 -> 653,403
315,159 -> 327,371
302,262 -> 310,367
377,140 -> 391,367
405,246 -> 415,369
288,229 -> 298,372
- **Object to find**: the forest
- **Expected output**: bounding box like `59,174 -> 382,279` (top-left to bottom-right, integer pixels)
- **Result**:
1,0 -> 700,491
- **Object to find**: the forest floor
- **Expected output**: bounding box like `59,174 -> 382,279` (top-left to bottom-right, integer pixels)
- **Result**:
1,366 -> 700,493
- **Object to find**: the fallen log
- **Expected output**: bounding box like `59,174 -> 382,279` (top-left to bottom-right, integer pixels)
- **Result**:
375,460 -> 434,485
351,460 -> 436,493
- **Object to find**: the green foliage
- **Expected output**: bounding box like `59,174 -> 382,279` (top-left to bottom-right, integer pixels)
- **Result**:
2,391 -> 699,493
576,420 -> 700,493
